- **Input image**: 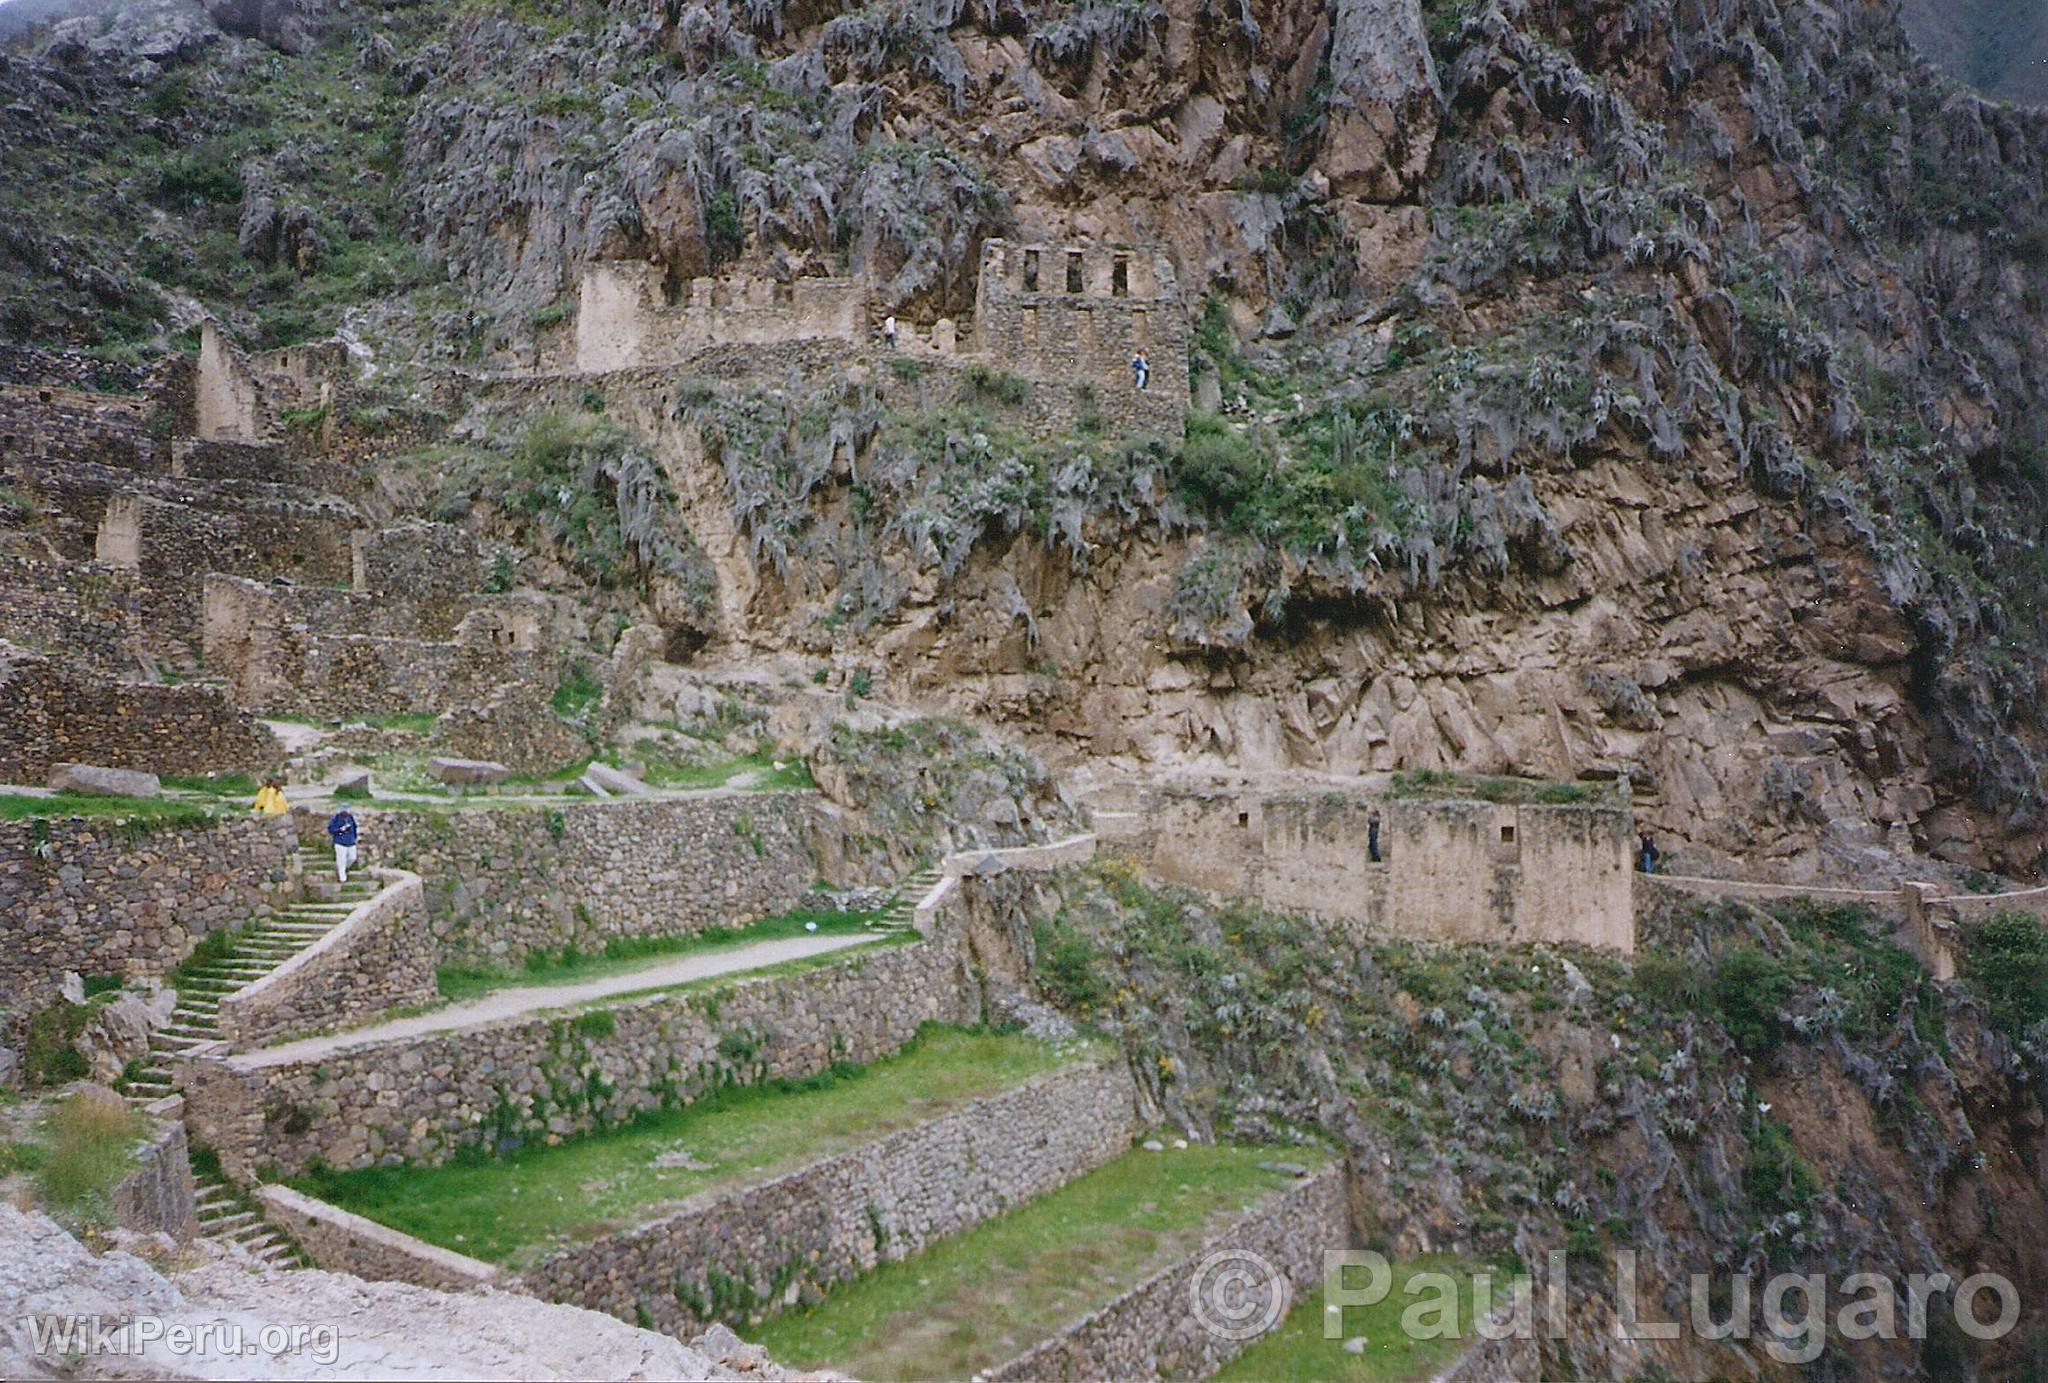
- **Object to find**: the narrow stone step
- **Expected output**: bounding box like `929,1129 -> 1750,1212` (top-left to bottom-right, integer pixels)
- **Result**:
201,1211 -> 258,1234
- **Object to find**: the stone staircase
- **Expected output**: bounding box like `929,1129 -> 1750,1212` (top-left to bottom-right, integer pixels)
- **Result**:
869,863 -> 944,932
124,865 -> 373,1098
192,1162 -> 305,1267
119,845 -> 373,1264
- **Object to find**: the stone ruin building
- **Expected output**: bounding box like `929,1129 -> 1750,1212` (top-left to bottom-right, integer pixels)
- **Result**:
566,239 -> 1191,437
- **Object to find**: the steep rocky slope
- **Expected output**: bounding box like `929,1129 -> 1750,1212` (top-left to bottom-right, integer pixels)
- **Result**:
6,0 -> 2048,881
981,867 -> 2048,1380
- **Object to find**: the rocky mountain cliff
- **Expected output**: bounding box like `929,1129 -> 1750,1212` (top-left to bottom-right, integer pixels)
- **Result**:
6,0 -> 2048,882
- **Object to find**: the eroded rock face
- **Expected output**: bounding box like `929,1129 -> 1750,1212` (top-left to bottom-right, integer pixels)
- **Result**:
1317,0 -> 1439,201
199,0 -> 328,54
0,1204 -> 808,1381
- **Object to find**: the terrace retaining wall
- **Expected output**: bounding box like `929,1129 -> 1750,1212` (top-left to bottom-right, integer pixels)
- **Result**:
517,1060 -> 1140,1334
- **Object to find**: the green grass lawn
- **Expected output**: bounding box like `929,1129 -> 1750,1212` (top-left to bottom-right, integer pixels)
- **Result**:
0,792 -> 214,825
638,747 -> 816,792
1214,1254 -> 1490,1383
436,902 -> 893,1002
750,1143 -> 1330,1382
294,1026 -> 1101,1268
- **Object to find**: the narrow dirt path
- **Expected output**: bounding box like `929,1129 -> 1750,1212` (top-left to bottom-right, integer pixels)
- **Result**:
230,932 -> 880,1069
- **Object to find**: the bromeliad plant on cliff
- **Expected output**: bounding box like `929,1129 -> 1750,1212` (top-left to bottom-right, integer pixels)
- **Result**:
1003,864 -> 2048,1379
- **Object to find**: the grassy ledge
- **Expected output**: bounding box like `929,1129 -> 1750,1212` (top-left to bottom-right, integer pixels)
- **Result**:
1214,1254 -> 1489,1383
750,1143 -> 1329,1381
293,1025 -> 1102,1267
0,792 -> 216,825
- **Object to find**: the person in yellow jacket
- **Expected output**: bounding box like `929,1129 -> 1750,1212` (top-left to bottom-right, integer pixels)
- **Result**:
252,781 -> 289,816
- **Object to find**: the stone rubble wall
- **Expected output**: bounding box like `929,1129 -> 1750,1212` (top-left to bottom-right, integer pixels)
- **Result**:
573,262 -> 869,373
517,1060 -> 1141,1335
0,645 -> 285,784
985,1162 -> 1353,1383
430,687 -> 590,774
0,385 -> 164,472
172,437 -> 357,494
113,1119 -> 199,1242
180,929 -> 976,1180
971,238 -> 1191,437
0,344 -> 155,395
354,520 -> 486,597
0,554 -> 142,675
3,455 -> 358,653
369,794 -> 821,969
0,812 -> 298,1013
1112,786 -> 1637,952
216,869 -> 438,1053
254,1186 -> 502,1291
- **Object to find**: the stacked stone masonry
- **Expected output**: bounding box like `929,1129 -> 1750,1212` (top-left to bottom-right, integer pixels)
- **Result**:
179,930 -> 976,1180
1103,786 -> 1636,951
0,812 -> 298,1012
0,343 -> 155,395
985,1163 -> 1352,1383
254,1186 -> 501,1291
0,554 -> 142,674
0,644 -> 284,783
369,794 -> 820,968
216,869 -> 439,1052
517,1061 -> 1141,1335
574,263 -> 870,373
0,385 -> 163,471
972,239 -> 1191,437
353,520 -> 486,597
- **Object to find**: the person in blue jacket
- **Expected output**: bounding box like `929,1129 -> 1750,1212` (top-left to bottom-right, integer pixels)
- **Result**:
327,806 -> 360,884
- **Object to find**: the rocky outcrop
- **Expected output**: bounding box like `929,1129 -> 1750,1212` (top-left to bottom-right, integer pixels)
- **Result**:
199,0 -> 328,54
0,1203 -> 804,1380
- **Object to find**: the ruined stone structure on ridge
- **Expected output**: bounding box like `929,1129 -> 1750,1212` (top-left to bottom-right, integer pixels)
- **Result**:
573,261 -> 869,373
972,239 -> 1191,436
566,241 -> 1193,436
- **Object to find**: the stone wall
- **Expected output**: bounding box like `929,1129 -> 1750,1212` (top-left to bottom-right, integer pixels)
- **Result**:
369,794 -> 820,969
113,1119 -> 199,1241
255,1186 -> 502,1291
574,262 -> 868,372
1105,785 -> 1636,952
0,645 -> 285,783
0,344 -> 153,395
971,238 -> 1190,437
172,437 -> 355,494
0,555 -> 142,674
985,1163 -> 1352,1383
216,869 -> 437,1052
354,521 -> 485,597
519,1060 -> 1140,1335
201,574 -> 554,722
0,384 -> 164,472
432,686 -> 590,773
3,456 -> 358,652
0,812 -> 297,1012
180,931 -> 976,1179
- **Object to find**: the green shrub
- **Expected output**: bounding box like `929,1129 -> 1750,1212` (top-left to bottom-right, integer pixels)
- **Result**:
962,363 -> 1030,406
1966,913 -> 2048,1040
552,661 -> 603,721
531,302 -> 569,330
574,1010 -> 618,1039
1033,917 -> 1108,1012
35,1091 -> 144,1221
705,189 -> 744,262
1710,947 -> 1794,1056
1175,412 -> 1265,512
23,1002 -> 91,1087
1747,1117 -> 1820,1218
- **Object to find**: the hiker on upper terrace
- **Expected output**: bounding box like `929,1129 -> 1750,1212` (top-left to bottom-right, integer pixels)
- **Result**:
328,805 -> 361,884
1367,808 -> 1383,863
1638,832 -> 1661,875
252,780 -> 288,817
883,314 -> 898,350
1130,350 -> 1151,390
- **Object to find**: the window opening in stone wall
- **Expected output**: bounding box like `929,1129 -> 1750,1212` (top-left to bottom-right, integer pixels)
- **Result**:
1238,811 -> 1250,827
1112,256 -> 1129,296
1501,824 -> 1516,844
1023,250 -> 1040,291
1066,251 -> 1083,294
